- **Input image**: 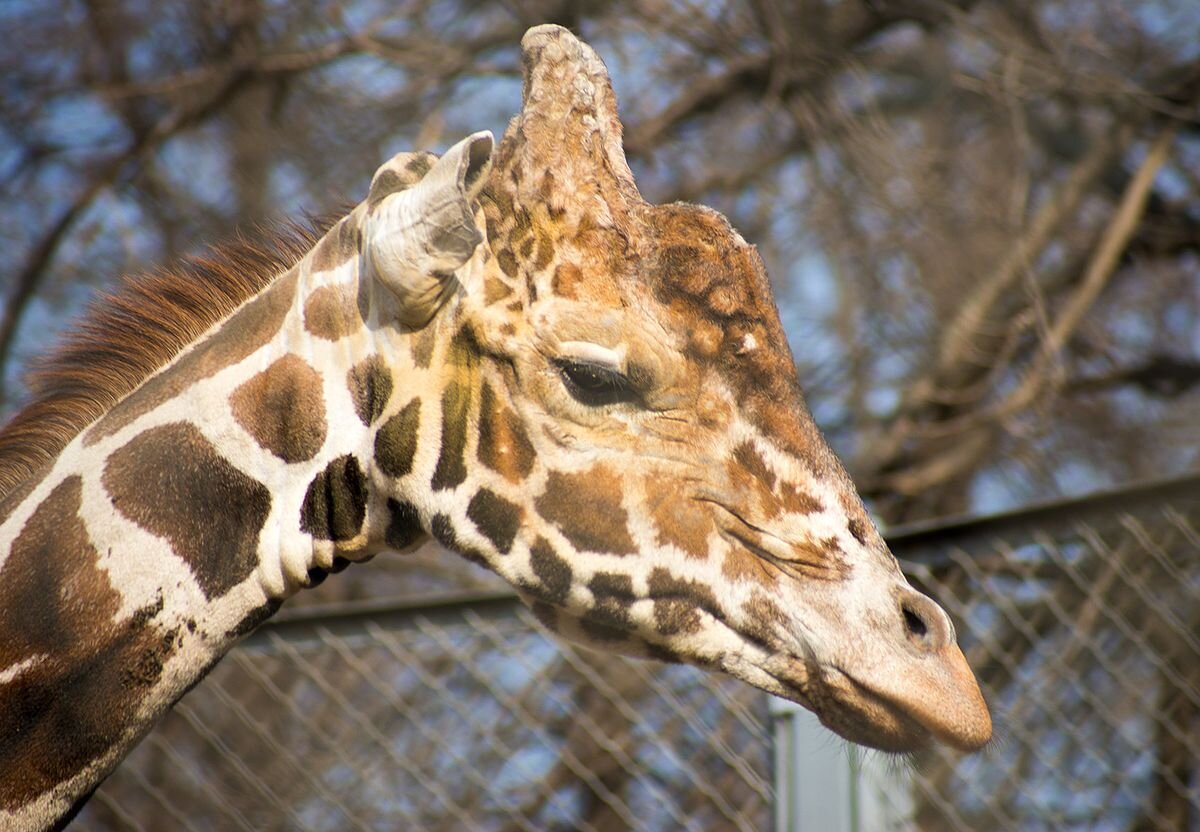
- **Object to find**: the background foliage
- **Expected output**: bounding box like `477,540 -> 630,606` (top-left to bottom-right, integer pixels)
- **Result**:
5,0 -> 1200,529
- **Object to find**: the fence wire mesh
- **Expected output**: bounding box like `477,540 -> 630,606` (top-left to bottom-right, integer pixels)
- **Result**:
74,475 -> 1200,831
883,474 -> 1200,832
77,596 -> 774,832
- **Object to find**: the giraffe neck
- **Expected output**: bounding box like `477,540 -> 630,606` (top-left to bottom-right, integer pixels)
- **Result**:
0,204 -> 457,829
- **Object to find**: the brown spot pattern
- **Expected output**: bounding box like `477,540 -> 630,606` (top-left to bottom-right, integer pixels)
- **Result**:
304,284 -> 364,341
648,490 -> 713,559
696,388 -> 733,430
87,267 -> 301,445
366,152 -> 436,208
432,381 -> 471,490
727,457 -> 780,521
299,455 -> 368,542
533,230 -> 555,271
779,482 -> 823,515
405,154 -> 433,176
484,276 -> 513,305
347,356 -> 393,426
410,325 -> 438,369
1,214 -> 331,492
385,498 -> 424,550
647,568 -> 720,637
375,399 -> 421,479
230,354 -> 327,463
367,169 -> 406,208
551,263 -> 583,299
740,593 -> 789,650
430,513 -> 458,550
847,517 -> 868,546
0,477 -> 175,810
733,442 -> 775,490
587,572 -> 635,633
103,422 -> 270,600
466,488 -> 522,555
529,537 -> 572,604
535,466 -> 636,556
497,248 -> 519,278
309,217 -> 362,274
477,381 -> 535,483
648,203 -> 837,469
785,536 -> 849,580
430,513 -> 488,569
431,330 -> 478,491
722,546 -> 779,589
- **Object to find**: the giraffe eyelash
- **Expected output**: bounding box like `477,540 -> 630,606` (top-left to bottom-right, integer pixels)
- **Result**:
553,359 -> 640,407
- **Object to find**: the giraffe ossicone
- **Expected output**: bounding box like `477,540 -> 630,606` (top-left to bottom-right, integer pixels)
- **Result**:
0,23 -> 990,831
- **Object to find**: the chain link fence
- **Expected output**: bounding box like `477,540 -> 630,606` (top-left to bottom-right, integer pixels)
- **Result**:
885,474 -> 1200,831
77,594 -> 773,832
74,476 -> 1200,830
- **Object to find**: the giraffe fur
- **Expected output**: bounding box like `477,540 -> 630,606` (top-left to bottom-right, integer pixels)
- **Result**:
0,25 -> 990,831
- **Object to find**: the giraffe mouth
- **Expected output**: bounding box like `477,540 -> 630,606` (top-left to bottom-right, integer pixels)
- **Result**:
814,668 -> 946,752
756,657 -> 943,752
820,655 -> 992,753
744,623 -> 990,752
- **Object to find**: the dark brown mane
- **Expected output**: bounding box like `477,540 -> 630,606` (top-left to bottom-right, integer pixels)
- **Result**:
0,214 -> 340,496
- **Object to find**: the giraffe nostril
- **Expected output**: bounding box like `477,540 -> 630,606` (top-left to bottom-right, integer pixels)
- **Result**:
903,605 -> 928,641
898,589 -> 954,652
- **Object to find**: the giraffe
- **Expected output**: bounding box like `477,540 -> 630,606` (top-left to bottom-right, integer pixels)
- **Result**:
0,25 -> 990,831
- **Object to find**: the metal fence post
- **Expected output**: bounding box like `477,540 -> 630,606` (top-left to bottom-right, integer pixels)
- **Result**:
772,697 -> 913,831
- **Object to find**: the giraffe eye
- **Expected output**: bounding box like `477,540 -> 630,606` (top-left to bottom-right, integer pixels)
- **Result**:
555,359 -> 638,407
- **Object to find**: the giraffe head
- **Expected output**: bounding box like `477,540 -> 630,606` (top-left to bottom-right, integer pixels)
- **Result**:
361,25 -> 990,753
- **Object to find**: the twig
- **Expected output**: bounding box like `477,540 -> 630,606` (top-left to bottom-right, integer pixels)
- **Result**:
997,126 -> 1177,415
858,122 -> 1135,475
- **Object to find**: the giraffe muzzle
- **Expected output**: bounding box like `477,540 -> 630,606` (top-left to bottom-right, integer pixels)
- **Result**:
820,588 -> 992,752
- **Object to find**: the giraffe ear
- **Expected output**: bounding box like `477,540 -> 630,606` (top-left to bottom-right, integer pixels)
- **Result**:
505,25 -> 641,214
365,131 -> 494,328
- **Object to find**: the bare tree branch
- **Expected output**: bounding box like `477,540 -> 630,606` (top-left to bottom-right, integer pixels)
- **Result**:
1000,126 -> 1177,413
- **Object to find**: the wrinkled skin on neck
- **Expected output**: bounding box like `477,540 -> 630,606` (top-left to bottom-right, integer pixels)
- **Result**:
368,26 -> 991,752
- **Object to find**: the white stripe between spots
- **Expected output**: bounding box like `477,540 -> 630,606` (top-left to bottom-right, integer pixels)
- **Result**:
0,654 -> 46,685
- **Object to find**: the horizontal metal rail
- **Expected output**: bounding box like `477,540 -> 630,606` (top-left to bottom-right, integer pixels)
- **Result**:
889,471 -> 1200,565
246,588 -> 522,648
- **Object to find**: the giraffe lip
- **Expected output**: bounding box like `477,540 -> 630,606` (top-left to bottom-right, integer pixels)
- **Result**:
749,655 -> 928,752
756,656 -> 972,753
817,666 -> 940,752
825,657 -> 992,752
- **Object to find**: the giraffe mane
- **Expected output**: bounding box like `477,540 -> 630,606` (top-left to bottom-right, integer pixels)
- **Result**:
0,212 -> 342,496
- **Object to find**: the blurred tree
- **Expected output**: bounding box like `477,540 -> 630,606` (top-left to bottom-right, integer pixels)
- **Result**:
3,0 -> 1199,829
5,0 -> 1199,525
